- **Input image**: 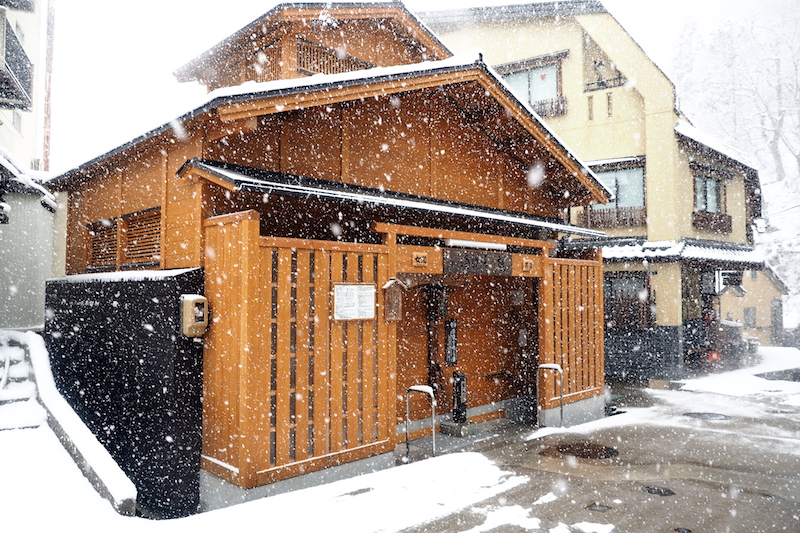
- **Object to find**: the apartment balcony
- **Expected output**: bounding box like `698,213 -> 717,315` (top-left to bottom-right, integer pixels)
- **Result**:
530,96 -> 567,118
0,12 -> 32,109
585,75 -> 625,92
580,206 -> 647,229
693,210 -> 732,234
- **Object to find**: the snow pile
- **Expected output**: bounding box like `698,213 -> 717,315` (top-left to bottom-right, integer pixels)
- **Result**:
680,347 -> 800,400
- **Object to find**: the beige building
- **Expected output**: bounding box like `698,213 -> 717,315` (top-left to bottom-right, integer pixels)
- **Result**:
424,0 -> 770,379
719,266 -> 788,347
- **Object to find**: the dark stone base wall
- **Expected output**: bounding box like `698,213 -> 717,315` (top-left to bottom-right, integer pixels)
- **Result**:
44,269 -> 204,519
605,326 -> 685,381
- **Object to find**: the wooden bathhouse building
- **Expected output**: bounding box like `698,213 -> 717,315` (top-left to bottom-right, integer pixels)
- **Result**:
45,2 -> 611,508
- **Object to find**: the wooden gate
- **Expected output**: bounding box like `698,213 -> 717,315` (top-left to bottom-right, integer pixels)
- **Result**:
201,210 -> 393,488
538,254 -> 605,410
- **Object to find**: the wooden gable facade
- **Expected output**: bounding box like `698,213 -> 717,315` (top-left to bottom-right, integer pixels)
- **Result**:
49,3 -> 609,490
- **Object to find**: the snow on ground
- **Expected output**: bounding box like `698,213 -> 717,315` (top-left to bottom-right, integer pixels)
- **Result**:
680,347 -> 800,398
2,337 -> 800,532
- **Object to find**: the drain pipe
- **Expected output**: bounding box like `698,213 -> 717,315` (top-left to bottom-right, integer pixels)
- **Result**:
537,363 -> 564,427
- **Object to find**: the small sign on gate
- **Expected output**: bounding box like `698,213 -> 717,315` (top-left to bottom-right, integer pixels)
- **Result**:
333,284 -> 376,320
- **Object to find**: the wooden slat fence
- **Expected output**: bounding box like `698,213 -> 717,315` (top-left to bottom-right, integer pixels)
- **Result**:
202,211 -> 392,488
538,255 -> 604,410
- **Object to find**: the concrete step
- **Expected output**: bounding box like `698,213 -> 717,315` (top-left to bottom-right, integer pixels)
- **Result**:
0,397 -> 46,430
6,360 -> 31,382
0,380 -> 37,405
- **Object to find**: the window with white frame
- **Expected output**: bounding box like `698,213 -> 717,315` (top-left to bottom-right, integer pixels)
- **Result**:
592,166 -> 645,210
504,63 -> 560,104
695,174 -> 722,214
497,50 -> 568,118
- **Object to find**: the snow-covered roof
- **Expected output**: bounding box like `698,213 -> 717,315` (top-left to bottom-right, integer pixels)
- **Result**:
174,2 -> 454,83
675,119 -> 757,171
598,238 -> 765,268
421,1 -> 607,31
49,51 -> 610,205
0,144 -> 56,209
181,158 -> 606,238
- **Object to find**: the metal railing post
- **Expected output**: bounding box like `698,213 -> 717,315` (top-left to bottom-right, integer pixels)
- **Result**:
537,363 -> 564,427
405,385 -> 437,459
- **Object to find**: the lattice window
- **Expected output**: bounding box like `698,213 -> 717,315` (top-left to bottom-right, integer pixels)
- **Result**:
121,208 -> 161,268
296,37 -> 374,76
86,207 -> 161,272
87,219 -> 118,271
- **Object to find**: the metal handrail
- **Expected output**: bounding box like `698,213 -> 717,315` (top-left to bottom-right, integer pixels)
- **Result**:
0,342 -> 9,390
538,363 -> 564,427
405,385 -> 436,459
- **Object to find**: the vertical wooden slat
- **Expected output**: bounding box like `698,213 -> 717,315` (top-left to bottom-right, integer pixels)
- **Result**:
594,253 -> 605,391
579,265 -> 588,391
361,254 -> 376,443
329,252 -> 345,452
250,247 -> 274,471
276,248 -> 293,464
314,251 -> 331,455
294,249 -> 311,461
554,263 -> 564,399
571,265 -> 580,393
346,253 -> 361,447
238,217 -> 260,486
378,238 -> 394,443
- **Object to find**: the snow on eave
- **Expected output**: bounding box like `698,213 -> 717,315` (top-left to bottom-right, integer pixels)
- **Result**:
764,262 -> 790,295
675,119 -> 758,172
420,1 -> 608,31
600,238 -> 765,266
585,156 -> 644,168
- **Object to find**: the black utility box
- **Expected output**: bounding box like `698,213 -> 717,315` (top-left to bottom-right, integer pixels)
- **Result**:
44,268 -> 204,518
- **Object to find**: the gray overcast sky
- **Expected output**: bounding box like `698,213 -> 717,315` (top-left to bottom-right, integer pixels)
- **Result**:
48,0 -> 753,173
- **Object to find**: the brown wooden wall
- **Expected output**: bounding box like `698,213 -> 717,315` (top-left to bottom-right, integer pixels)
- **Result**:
205,90 -> 564,218
202,210 -> 394,488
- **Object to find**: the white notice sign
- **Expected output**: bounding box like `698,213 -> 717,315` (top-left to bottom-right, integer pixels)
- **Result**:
333,284 -> 376,320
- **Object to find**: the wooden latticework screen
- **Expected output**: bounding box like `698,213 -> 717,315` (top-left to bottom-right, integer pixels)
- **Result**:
202,211 -> 393,488
538,256 -> 605,410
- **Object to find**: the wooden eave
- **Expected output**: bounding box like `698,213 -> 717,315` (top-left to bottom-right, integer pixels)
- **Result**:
215,64 -> 609,208
177,158 -> 606,238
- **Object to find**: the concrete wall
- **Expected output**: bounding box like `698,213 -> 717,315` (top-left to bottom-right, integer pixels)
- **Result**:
0,193 -> 54,329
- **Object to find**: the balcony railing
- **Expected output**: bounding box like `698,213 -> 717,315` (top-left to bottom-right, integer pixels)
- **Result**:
297,37 -> 374,76
585,75 -> 625,92
0,12 -> 32,109
530,96 -> 567,118
693,210 -> 732,234
581,206 -> 647,228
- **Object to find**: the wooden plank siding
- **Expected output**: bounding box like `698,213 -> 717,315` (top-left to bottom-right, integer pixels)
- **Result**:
201,210 -> 393,488
537,255 -> 605,410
